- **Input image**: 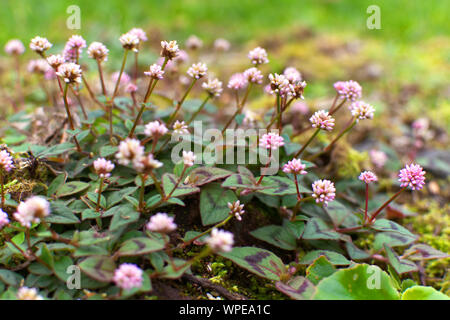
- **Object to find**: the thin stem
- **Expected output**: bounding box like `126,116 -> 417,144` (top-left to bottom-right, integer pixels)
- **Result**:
164,166 -> 187,200
294,128 -> 320,158
329,98 -> 347,115
293,196 -> 314,215
256,149 -> 272,185
266,97 -> 294,130
112,49 -> 129,99
369,187 -> 406,223
149,170 -> 164,198
0,172 -> 4,209
293,173 -> 301,201
97,60 -> 107,96
95,178 -> 104,212
276,93 -> 282,133
364,183 -> 369,223
62,84 -> 82,153
221,91 -> 241,135
139,174 -> 147,211
187,95 -> 210,125
167,78 -> 197,127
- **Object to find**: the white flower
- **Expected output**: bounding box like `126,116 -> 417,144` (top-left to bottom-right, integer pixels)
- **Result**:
144,63 -> 164,79
202,78 -> 223,97
17,287 -> 43,300
185,35 -> 203,50
5,39 -> 25,55
115,138 -> 145,168
248,47 -> 269,65
13,196 -> 50,228
146,213 -> 177,233
187,62 -> 208,79
214,38 -> 230,52
47,54 -> 65,69
93,158 -> 115,178
182,151 -> 196,167
161,40 -> 179,60
228,201 -> 245,221
144,121 -> 168,138
137,153 -> 163,172
207,228 -> 234,253
119,32 -> 140,52
30,36 -> 52,53
350,101 -> 375,121
173,121 -> 189,135
87,42 -> 109,62
244,67 -> 263,84
56,62 -> 82,84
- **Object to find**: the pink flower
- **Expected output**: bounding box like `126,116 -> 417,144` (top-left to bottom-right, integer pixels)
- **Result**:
13,196 -> 50,228
116,138 -> 145,167
207,228 -> 234,253
182,151 -> 196,167
119,32 -> 140,52
268,73 -> 289,94
0,209 -> 9,229
47,54 -> 65,69
93,158 -> 115,178
17,287 -> 43,300
244,67 -> 263,84
56,63 -> 82,84
62,35 -> 86,62
248,47 -> 269,65
259,133 -> 284,150
359,171 -> 378,183
187,62 -> 208,79
27,59 -> 50,74
312,179 -> 336,206
369,149 -> 388,168
350,101 -> 375,121
214,38 -> 230,52
185,35 -> 203,50
310,110 -> 335,131
334,80 -> 362,101
202,78 -> 223,97
146,213 -> 177,233
228,200 -> 245,221
144,64 -> 164,79
136,154 -> 163,172
113,264 -> 143,290
144,121 -> 168,138
87,42 -> 109,62
29,36 -> 52,53
283,67 -> 302,83
283,158 -> 307,175
0,149 -> 14,172
160,40 -> 179,60
111,71 -> 130,86
173,120 -> 189,136
5,39 -> 25,55
129,28 -> 148,42
227,73 -> 248,90
126,83 -> 138,93
398,163 -> 426,190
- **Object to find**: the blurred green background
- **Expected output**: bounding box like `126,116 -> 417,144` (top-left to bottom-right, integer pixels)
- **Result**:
0,0 -> 448,45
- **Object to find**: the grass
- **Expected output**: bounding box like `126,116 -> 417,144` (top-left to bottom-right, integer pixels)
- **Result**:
0,0 -> 448,45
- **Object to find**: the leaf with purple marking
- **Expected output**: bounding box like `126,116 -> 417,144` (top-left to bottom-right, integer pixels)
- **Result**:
162,173 -> 200,198
189,167 -> 233,186
117,236 -> 165,257
403,244 -> 450,261
275,276 -> 316,300
219,247 -> 285,281
79,256 -> 116,283
384,244 -> 418,274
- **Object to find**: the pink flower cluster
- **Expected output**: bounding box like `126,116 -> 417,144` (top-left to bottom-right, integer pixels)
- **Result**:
207,228 -> 234,253
0,209 -> 9,229
309,110 -> 335,131
259,133 -> 285,150
283,158 -> 307,175
359,171 -> 378,183
227,73 -> 248,90
248,47 -> 269,65
0,149 -> 14,172
398,163 -> 426,190
113,263 -> 143,290
334,80 -> 362,101
312,179 -> 336,206
146,213 -> 177,233
93,158 -> 115,178
63,35 -> 86,62
13,196 -> 51,228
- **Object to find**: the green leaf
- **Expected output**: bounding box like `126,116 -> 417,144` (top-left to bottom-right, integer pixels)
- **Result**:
77,230 -> 112,247
0,270 -> 24,287
100,146 -> 118,157
257,176 -> 311,196
345,242 -> 371,260
314,264 -> 400,300
34,142 -> 75,157
384,244 -> 418,274
401,286 -> 450,300
373,231 -> 417,251
371,219 -> 415,237
39,243 -> 54,269
109,204 -> 140,231
188,167 -> 233,186
117,236 -> 165,257
402,244 -> 450,261
45,202 -> 80,224
106,187 -> 138,208
222,174 -> 258,189
159,259 -> 191,279
275,276 -> 316,300
325,200 -> 360,228
250,225 -> 297,250
79,256 -> 116,283
219,247 -> 285,281
47,174 -> 66,197
200,183 -> 237,226
302,218 -> 341,240
53,256 -> 74,282
306,256 -> 337,285
56,181 -> 90,197
299,250 -> 351,266
162,173 -> 200,198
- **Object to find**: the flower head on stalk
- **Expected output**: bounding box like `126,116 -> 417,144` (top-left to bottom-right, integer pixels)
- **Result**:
13,196 -> 50,228
173,120 -> 189,136
214,38 -> 230,52
113,264 -> 143,290
161,40 -> 180,60
119,32 -> 140,52
207,228 -> 234,253
290,80 -> 307,99
47,54 -> 65,69
182,151 -> 196,167
146,213 -> 177,233
312,179 -> 336,206
93,158 -> 115,178
228,200 -> 245,221
350,101 -> 375,121
310,110 -> 335,131
284,67 -> 302,83
144,63 -> 164,80
244,67 -> 263,84
398,163 -> 426,190
5,39 -> 25,55
29,36 -> 52,53
187,62 -> 208,79
248,47 -> 269,65
333,80 -> 362,101
0,209 -> 9,229
87,42 -> 109,62
126,83 -> 138,93
202,78 -> 223,97
17,287 -> 43,300
0,149 -> 14,172
129,28 -> 148,42
185,35 -> 203,50
260,132 -> 284,150
268,73 -> 289,95
136,153 -> 163,173
359,171 -> 378,184
27,59 -> 50,74
283,158 -> 307,175
116,138 -> 145,168
56,62 -> 82,84
227,73 -> 248,90
144,121 -> 168,139
63,35 -> 86,62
